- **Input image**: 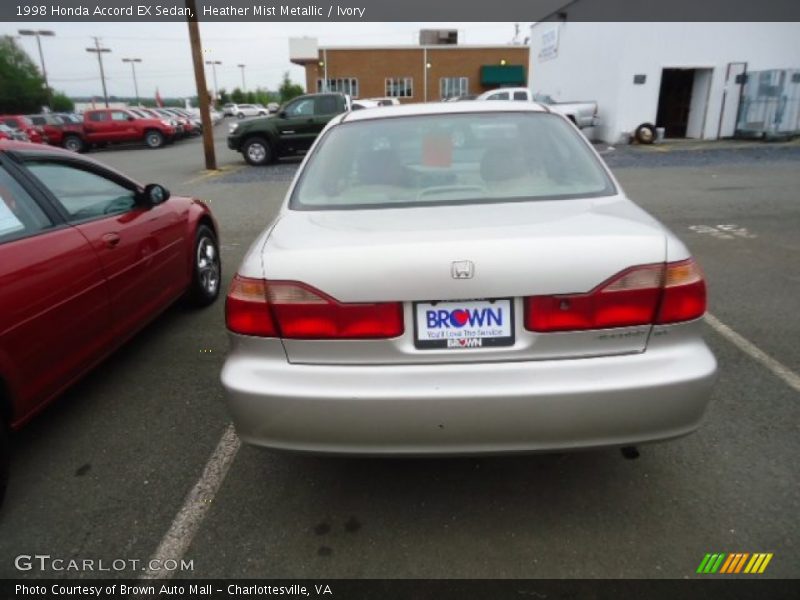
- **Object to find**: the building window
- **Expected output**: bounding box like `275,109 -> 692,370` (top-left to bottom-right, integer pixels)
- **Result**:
440,77 -> 469,100
316,78 -> 359,98
385,77 -> 413,98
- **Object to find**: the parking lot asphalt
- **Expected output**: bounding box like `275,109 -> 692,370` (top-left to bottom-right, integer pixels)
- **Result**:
0,128 -> 797,580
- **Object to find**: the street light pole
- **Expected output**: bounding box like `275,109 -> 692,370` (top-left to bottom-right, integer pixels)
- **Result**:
122,58 -> 142,106
205,60 -> 221,105
237,63 -> 246,91
18,29 -> 55,108
86,37 -> 111,107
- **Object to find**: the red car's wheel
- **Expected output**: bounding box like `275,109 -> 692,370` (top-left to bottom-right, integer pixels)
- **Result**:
186,225 -> 221,307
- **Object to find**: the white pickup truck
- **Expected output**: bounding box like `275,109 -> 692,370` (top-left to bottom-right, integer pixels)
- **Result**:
476,87 -> 599,129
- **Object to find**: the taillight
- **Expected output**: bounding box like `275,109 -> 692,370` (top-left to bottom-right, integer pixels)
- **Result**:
226,276 -> 277,337
225,276 -> 404,339
655,259 -> 706,324
524,259 -> 706,332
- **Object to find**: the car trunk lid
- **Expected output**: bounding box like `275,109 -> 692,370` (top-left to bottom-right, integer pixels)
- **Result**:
260,196 -> 667,364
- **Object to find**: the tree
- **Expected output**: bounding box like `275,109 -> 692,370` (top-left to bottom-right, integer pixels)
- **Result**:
230,87 -> 245,104
0,35 -> 48,112
278,72 -> 304,103
245,91 -> 256,104
217,88 -> 230,105
50,92 -> 74,113
253,87 -> 279,106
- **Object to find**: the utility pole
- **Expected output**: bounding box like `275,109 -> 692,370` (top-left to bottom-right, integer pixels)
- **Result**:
86,37 -> 111,107
237,64 -> 246,92
205,59 -> 222,105
122,58 -> 142,105
186,0 -> 216,170
18,29 -> 55,108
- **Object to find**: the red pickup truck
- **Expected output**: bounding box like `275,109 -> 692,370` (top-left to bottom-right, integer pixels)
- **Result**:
81,108 -> 177,150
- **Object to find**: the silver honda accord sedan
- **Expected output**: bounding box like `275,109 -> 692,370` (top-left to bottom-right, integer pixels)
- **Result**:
221,101 -> 717,455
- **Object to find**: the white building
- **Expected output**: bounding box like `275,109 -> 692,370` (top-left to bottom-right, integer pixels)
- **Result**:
528,21 -> 800,143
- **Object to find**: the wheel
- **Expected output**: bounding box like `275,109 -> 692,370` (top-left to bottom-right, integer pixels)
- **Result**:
242,137 -> 273,166
236,113 -> 245,119
186,225 -> 221,307
635,123 -> 656,144
258,111 -> 267,116
145,130 -> 165,149
0,423 -> 8,509
62,134 -> 84,153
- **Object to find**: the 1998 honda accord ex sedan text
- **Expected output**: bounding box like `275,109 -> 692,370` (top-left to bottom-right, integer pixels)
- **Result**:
221,102 -> 717,455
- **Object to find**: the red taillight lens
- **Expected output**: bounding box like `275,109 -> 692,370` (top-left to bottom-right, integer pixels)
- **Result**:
225,277 -> 404,339
226,276 -> 277,337
525,259 -> 706,332
655,259 -> 706,324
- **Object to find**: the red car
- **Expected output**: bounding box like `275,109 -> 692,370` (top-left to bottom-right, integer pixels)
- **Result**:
82,108 -> 177,149
0,140 -> 221,505
0,115 -> 47,144
28,114 -> 86,152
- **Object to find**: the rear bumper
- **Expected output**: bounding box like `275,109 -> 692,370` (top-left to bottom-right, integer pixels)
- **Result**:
221,330 -> 718,455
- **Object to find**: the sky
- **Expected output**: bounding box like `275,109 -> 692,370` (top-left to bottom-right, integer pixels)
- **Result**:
0,22 -> 525,99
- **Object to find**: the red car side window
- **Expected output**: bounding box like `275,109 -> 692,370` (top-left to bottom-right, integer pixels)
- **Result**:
0,167 -> 52,244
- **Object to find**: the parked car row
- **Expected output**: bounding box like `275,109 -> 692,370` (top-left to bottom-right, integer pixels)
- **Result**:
1,107 -> 206,154
227,88 -> 601,167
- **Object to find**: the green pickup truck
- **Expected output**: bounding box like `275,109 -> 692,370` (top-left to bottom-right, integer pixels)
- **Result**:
227,92 -> 351,166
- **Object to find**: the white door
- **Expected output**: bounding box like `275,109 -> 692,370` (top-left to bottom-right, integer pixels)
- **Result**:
718,62 -> 747,138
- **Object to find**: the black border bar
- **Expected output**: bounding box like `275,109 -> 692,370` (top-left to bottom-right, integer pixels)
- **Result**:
3,579 -> 800,600
3,0 -> 800,22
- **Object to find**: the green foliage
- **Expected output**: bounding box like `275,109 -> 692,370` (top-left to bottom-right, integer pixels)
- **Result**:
217,88 -> 230,105
253,87 -> 279,106
279,71 -> 304,104
0,35 -> 48,112
50,92 -> 74,112
245,91 -> 256,104
230,87 -> 245,104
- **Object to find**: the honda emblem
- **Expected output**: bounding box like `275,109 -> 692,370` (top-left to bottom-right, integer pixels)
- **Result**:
451,260 -> 474,279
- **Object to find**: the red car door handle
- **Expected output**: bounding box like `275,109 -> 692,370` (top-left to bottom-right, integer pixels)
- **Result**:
102,233 -> 121,248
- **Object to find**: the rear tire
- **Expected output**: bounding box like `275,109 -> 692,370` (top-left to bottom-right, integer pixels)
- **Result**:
237,113 -> 245,119
186,225 -> 221,307
62,134 -> 84,153
145,130 -> 165,149
242,137 -> 273,166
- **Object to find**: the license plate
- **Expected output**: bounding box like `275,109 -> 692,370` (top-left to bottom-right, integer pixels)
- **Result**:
414,299 -> 514,349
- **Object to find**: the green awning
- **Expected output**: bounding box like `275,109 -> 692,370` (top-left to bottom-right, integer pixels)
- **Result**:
480,65 -> 526,86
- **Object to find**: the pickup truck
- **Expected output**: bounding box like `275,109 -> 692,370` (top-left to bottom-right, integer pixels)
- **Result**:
476,88 -> 599,129
80,108 -> 177,151
227,93 -> 350,166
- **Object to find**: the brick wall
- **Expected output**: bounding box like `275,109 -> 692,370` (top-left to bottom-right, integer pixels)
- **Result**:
302,46 -> 529,102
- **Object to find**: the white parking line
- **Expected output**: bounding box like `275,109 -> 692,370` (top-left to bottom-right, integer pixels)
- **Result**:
706,312 -> 800,393
141,424 -> 241,580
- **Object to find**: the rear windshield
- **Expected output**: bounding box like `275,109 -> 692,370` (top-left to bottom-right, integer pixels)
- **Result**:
290,112 -> 615,210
